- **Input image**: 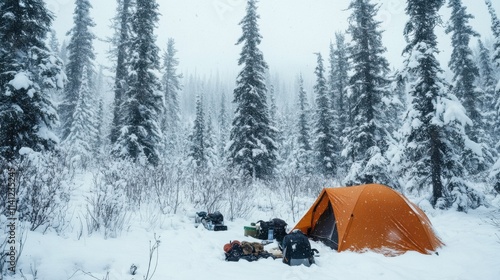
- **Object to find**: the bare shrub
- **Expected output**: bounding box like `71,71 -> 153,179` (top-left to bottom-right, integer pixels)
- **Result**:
147,163 -> 183,215
224,171 -> 254,221
86,161 -> 128,239
189,170 -> 226,213
9,151 -> 74,232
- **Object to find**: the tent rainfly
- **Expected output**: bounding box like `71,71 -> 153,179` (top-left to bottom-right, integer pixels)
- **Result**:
293,184 -> 444,255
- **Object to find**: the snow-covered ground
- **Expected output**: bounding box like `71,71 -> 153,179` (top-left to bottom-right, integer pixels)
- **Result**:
7,174 -> 500,280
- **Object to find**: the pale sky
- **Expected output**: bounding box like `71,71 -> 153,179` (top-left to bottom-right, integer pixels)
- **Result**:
46,0 -> 500,84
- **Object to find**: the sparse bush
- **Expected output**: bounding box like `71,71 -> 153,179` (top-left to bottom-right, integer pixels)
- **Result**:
6,150 -> 74,233
86,161 -> 128,238
189,170 -> 226,213
224,171 -> 254,221
148,162 -> 183,214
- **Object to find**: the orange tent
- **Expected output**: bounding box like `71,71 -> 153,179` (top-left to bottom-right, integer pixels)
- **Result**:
293,184 -> 444,255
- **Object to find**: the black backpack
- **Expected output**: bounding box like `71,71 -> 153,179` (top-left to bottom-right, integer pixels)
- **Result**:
256,218 -> 287,242
281,230 -> 316,266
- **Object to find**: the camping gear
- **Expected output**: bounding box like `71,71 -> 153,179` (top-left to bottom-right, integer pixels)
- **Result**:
244,224 -> 258,238
293,184 -> 444,255
281,230 -> 317,267
223,240 -> 275,262
195,211 -> 228,231
255,218 -> 288,243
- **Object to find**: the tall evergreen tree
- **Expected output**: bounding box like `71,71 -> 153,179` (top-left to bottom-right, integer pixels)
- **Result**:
330,32 -> 352,175
110,0 -> 134,144
188,94 -> 207,168
295,74 -> 313,174
113,0 -> 163,165
0,0 -> 65,160
485,0 -> 500,194
218,92 -> 229,160
446,0 -> 490,174
59,40 -> 68,66
64,66 -> 98,165
477,39 -> 497,140
313,53 -> 336,176
59,0 -> 96,141
401,0 -> 482,210
204,109 -> 217,168
228,0 -> 277,180
343,0 -> 395,186
327,41 -> 341,165
49,29 -> 60,53
485,1 -> 500,144
161,38 -> 182,153
485,0 -> 500,65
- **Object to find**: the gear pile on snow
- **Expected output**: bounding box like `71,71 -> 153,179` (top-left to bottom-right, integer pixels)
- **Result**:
195,211 -> 228,231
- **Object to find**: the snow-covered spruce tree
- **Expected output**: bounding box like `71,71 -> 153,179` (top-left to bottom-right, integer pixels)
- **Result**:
205,110 -> 218,168
188,94 -> 207,168
63,66 -> 98,167
485,1 -> 500,143
333,32 -> 352,134
218,92 -> 230,161
327,42 -> 341,165
485,0 -> 500,65
446,0 -> 492,175
59,0 -> 96,141
113,0 -> 163,165
49,29 -> 60,53
110,0 -> 134,144
294,75 -> 314,174
401,0 -> 483,211
228,0 -> 277,180
161,38 -> 183,155
477,39 -> 497,140
59,40 -> 68,66
342,0 -> 396,187
93,65 -> 106,152
313,53 -> 336,177
331,32 -> 352,175
485,0 -> 500,194
0,0 -> 64,160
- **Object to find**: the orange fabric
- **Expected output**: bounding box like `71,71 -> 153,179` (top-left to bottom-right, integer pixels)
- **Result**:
293,184 -> 444,255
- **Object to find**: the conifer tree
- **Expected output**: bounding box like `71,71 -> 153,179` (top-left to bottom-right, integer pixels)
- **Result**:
343,0 -> 394,186
485,0 -> 500,143
64,66 -> 98,165
446,0 -> 491,174
0,0 -> 65,160
477,39 -> 497,140
110,0 -> 134,144
295,75 -> 313,174
59,40 -> 68,66
332,32 -> 351,141
228,0 -> 277,180
161,38 -> 182,153
204,110 -> 217,168
313,53 -> 336,176
188,94 -> 209,169
485,0 -> 500,65
113,0 -> 163,165
485,0 -> 500,194
218,92 -> 229,160
59,0 -> 96,141
401,0 -> 482,210
49,29 -> 60,53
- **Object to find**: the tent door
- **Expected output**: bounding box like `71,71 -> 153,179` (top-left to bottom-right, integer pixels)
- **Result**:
311,202 -> 339,250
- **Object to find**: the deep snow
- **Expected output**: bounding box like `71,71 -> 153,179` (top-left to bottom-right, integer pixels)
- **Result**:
6,174 -> 500,280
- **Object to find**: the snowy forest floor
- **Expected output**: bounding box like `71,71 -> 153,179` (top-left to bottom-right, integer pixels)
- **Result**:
7,171 -> 500,280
